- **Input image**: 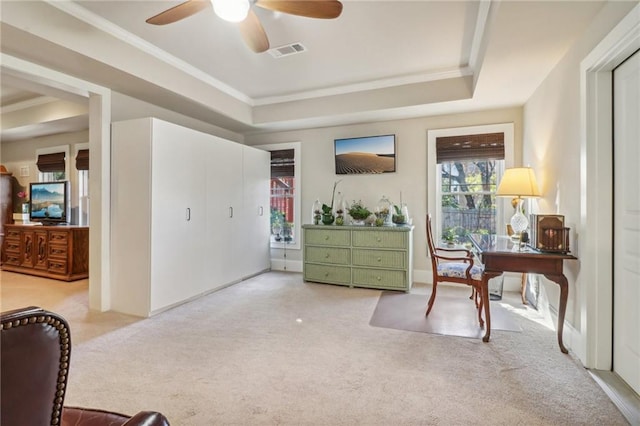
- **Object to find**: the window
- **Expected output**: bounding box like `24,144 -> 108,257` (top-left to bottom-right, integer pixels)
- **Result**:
75,146 -> 89,226
256,142 -> 301,249
428,124 -> 514,245
36,146 -> 69,182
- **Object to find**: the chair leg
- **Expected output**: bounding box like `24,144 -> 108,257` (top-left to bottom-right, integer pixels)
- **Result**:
476,288 -> 485,328
426,282 -> 438,316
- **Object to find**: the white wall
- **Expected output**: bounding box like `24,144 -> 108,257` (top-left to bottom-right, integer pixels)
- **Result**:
245,107 -> 523,281
523,1 -> 637,364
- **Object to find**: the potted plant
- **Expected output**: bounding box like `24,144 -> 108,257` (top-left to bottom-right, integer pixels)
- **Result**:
321,180 -> 341,225
348,200 -> 372,225
442,227 -> 457,247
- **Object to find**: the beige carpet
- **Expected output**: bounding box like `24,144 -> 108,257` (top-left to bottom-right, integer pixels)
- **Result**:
370,291 -> 521,338
0,271 -> 629,425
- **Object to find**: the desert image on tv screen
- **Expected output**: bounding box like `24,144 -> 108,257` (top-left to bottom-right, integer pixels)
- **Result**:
31,183 -> 65,219
335,135 -> 395,174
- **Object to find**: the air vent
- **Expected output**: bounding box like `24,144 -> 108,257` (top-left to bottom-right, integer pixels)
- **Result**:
268,42 -> 307,58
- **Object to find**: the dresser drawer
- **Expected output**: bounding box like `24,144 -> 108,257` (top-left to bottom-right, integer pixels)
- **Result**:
305,246 -> 350,265
48,259 -> 68,275
304,263 -> 351,285
4,239 -> 20,254
352,248 -> 406,269
352,268 -> 407,289
4,254 -> 20,266
352,230 -> 407,249
5,229 -> 21,240
48,244 -> 68,259
48,231 -> 69,245
304,228 -> 351,247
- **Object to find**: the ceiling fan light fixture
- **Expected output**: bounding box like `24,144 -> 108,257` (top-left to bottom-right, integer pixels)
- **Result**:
213,0 -> 250,23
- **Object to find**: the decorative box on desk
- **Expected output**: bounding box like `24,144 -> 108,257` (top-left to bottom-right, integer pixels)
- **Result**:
302,224 -> 414,292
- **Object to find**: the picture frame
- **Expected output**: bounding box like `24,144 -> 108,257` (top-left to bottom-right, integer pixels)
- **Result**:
334,134 -> 396,175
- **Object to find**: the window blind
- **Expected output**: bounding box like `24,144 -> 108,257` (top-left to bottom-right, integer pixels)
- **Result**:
436,133 -> 505,163
76,149 -> 89,171
36,152 -> 66,173
271,149 -> 294,178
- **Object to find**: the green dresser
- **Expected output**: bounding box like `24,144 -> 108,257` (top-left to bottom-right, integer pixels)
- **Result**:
302,225 -> 414,291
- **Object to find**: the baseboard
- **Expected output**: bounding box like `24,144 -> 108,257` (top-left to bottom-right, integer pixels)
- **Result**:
270,259 -> 303,272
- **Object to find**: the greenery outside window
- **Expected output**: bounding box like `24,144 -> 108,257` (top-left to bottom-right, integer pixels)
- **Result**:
256,142 -> 301,250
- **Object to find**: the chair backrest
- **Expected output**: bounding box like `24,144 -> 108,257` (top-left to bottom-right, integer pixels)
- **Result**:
1,306 -> 71,426
426,214 -> 437,256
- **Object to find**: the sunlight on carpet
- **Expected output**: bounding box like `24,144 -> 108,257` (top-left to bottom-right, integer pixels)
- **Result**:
369,291 -> 521,339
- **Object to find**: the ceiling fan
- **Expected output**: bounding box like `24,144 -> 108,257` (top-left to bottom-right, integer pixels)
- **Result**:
146,0 -> 343,53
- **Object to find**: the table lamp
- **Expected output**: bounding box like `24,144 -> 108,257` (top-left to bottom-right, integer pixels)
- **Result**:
496,167 -> 541,238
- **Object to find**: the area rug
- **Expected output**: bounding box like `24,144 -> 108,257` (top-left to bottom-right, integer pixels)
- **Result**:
369,291 -> 522,339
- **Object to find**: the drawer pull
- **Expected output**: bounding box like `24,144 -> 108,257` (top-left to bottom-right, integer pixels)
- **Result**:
377,276 -> 382,281
377,257 -> 382,262
325,253 -> 330,259
376,237 -> 382,242
324,272 -> 329,277
324,235 -> 330,240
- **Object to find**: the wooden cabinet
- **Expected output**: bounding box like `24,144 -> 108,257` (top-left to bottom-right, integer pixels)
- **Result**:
0,172 -> 14,263
303,225 -> 414,291
111,117 -> 270,317
1,225 -> 89,281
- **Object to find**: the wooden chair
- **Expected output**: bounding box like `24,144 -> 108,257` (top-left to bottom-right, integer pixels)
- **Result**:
425,214 -> 485,327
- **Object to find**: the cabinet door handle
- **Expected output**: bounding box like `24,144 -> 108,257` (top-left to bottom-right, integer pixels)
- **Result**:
259,206 -> 264,216
229,207 -> 234,218
186,208 -> 191,221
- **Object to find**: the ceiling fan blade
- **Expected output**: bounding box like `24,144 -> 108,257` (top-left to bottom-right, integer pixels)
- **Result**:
238,9 -> 270,53
146,0 -> 209,25
255,0 -> 343,19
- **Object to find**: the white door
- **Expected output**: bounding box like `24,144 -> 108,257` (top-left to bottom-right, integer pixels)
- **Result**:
613,49 -> 640,395
205,138 -> 244,287
241,146 -> 271,277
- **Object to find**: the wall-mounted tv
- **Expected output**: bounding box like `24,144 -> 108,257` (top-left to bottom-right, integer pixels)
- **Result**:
29,181 -> 69,225
334,134 -> 396,175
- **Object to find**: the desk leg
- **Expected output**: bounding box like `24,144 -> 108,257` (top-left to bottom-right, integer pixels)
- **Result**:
544,273 -> 570,354
481,271 -> 503,343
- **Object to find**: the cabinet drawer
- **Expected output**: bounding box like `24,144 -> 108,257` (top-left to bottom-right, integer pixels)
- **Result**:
6,229 -> 21,240
352,249 -> 406,269
48,259 -> 68,275
352,268 -> 407,289
4,254 -> 20,265
352,230 -> 407,249
304,263 -> 351,285
48,244 -> 68,259
4,240 -> 20,253
304,229 -> 351,247
305,246 -> 350,265
48,231 -> 69,244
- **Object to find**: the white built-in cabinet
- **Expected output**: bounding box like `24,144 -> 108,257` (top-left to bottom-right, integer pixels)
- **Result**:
111,117 -> 270,317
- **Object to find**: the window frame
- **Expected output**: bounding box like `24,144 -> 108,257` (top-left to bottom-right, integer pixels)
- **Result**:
74,143 -> 89,226
255,142 -> 302,250
427,124 -> 515,242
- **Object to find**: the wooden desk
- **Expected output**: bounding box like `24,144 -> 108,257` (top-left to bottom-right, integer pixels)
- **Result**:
469,234 -> 577,353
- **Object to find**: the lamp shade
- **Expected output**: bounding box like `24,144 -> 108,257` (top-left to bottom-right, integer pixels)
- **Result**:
496,167 -> 541,198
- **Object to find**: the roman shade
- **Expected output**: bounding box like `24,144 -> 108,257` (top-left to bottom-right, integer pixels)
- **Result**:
36,152 -> 66,173
76,149 -> 89,170
436,133 -> 505,163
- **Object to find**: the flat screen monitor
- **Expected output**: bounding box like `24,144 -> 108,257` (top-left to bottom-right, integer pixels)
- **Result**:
29,181 -> 69,224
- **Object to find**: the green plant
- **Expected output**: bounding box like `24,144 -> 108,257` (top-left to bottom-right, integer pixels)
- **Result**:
442,227 -> 457,243
321,180 -> 342,215
348,201 -> 372,220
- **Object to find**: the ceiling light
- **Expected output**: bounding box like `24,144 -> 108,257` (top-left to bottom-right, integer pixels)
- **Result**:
213,0 -> 250,23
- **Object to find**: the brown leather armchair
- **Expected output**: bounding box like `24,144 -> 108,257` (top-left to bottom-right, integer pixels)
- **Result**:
1,306 -> 170,426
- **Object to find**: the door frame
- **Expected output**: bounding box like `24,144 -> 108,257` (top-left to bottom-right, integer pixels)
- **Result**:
580,4 -> 640,370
